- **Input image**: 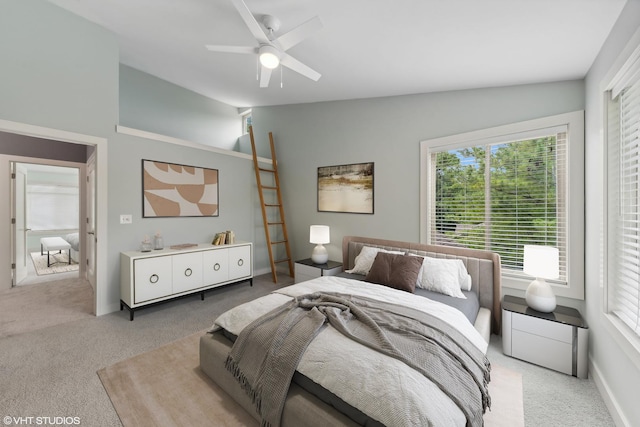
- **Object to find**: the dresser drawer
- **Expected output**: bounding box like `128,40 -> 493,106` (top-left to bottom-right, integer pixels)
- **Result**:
512,329 -> 573,375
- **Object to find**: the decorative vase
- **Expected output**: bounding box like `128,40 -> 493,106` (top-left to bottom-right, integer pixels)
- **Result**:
140,241 -> 152,252
154,234 -> 164,250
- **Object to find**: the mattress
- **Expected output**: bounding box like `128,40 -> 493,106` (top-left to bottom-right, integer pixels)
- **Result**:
337,272 -> 480,324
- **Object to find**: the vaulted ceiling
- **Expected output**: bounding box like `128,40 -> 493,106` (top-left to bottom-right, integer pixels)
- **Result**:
48,0 -> 627,108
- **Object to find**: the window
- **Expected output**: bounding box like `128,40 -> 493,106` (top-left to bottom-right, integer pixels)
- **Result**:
420,111 -> 584,297
241,110 -> 252,135
605,42 -> 640,340
26,166 -> 79,231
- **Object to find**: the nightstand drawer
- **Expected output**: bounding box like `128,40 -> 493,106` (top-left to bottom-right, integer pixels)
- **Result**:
512,329 -> 573,375
512,312 -> 572,344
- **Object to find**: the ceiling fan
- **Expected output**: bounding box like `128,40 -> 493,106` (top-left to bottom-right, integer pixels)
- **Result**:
206,0 -> 323,88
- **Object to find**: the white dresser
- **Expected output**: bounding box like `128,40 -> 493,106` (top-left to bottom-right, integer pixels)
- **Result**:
502,295 -> 588,378
120,242 -> 252,320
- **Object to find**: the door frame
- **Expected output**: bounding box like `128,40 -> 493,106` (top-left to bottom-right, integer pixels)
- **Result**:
0,119 -> 107,316
10,159 -> 86,286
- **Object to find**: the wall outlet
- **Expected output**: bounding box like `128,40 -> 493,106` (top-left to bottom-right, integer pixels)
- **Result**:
120,214 -> 132,224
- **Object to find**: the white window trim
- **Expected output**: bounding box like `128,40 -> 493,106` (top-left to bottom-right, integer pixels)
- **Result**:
601,26 -> 640,370
420,111 -> 585,300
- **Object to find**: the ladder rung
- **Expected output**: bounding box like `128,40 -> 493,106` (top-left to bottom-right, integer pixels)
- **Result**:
268,221 -> 284,226
259,168 -> 275,173
265,203 -> 281,207
274,258 -> 291,264
261,186 -> 277,190
271,240 -> 288,245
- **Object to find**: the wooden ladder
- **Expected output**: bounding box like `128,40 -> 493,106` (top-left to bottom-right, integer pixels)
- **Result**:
249,127 -> 294,283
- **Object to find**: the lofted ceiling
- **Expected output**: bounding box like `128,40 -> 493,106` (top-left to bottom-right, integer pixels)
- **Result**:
47,0 -> 627,108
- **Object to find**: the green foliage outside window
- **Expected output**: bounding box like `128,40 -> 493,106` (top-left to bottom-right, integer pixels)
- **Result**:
434,135 -> 562,274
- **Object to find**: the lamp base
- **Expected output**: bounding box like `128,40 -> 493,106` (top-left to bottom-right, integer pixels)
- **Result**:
311,244 -> 328,264
525,278 -> 556,313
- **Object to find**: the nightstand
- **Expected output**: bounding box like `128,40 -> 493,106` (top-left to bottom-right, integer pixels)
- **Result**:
294,258 -> 343,283
502,295 -> 588,378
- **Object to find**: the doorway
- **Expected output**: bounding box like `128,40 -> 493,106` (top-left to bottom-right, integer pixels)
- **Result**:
0,119 -> 107,317
11,162 -> 83,287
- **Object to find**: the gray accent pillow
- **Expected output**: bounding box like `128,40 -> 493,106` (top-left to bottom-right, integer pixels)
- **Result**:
365,252 -> 423,293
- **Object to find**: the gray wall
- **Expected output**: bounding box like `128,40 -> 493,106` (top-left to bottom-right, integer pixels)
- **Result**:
119,64 -> 241,150
0,0 -> 264,315
585,0 -> 640,425
251,81 -> 585,270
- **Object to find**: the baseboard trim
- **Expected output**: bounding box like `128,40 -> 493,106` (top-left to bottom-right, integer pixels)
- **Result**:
590,356 -> 631,427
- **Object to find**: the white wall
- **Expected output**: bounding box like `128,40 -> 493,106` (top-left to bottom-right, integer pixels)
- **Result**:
584,0 -> 640,425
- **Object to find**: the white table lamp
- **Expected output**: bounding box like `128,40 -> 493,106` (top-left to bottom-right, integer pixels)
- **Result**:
523,245 -> 559,313
310,225 -> 330,264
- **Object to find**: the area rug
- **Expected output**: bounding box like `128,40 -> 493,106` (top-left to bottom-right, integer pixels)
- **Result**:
30,251 -> 78,275
98,331 -> 524,427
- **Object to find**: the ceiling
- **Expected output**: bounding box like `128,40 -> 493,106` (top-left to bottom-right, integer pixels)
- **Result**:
47,0 -> 627,108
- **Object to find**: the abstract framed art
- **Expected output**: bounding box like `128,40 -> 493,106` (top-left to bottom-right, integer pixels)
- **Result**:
142,159 -> 219,217
317,162 -> 374,214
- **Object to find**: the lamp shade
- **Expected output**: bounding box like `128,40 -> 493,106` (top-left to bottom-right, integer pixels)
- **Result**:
309,225 -> 330,244
523,245 -> 559,280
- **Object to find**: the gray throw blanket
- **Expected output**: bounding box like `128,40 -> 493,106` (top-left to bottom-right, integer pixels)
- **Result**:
225,292 -> 491,427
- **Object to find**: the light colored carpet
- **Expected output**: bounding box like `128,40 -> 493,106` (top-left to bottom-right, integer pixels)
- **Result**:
98,331 -> 524,427
30,251 -> 79,275
0,277 -> 93,338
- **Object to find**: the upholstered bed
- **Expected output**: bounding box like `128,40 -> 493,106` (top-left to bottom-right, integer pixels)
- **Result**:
199,236 -> 502,427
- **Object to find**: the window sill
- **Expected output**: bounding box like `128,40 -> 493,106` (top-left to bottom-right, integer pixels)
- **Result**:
601,313 -> 640,373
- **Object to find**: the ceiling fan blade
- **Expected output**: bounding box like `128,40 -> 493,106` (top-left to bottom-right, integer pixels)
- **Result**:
205,45 -> 256,54
229,0 -> 269,44
280,54 -> 321,81
276,16 -> 323,51
259,66 -> 272,88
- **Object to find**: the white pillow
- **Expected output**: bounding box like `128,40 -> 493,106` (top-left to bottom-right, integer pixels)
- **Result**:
415,256 -> 470,299
345,246 -> 405,275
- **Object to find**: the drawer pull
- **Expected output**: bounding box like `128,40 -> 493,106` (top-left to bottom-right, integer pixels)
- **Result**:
149,274 -> 159,284
238,259 -> 244,267
185,268 -> 193,277
214,263 -> 221,271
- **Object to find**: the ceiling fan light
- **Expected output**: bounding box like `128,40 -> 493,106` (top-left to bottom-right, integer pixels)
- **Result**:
259,45 -> 280,69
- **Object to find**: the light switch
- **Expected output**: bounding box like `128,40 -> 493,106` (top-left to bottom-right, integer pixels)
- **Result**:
120,214 -> 132,224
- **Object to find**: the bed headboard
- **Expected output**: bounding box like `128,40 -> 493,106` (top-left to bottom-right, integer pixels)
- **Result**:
342,236 -> 502,334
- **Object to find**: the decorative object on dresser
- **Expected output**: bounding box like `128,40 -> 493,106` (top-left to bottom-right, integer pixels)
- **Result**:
502,295 -> 588,378
120,242 -> 252,320
317,162 -> 374,214
523,245 -> 559,313
142,159 -> 219,218
309,225 -> 330,264
294,258 -> 342,283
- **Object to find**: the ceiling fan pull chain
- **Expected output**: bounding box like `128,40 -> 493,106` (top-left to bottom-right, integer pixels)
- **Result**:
280,66 -> 283,88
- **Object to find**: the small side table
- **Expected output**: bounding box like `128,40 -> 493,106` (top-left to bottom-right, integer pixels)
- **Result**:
294,258 -> 343,283
502,295 -> 588,378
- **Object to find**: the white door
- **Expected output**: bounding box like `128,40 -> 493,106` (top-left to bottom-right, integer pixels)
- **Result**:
86,155 -> 96,290
11,163 -> 28,285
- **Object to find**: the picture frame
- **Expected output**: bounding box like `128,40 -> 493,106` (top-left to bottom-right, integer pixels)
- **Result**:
142,159 -> 219,218
317,162 -> 374,214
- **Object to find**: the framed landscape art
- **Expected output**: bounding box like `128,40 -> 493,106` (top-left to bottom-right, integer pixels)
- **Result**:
142,159 -> 219,217
317,162 -> 374,214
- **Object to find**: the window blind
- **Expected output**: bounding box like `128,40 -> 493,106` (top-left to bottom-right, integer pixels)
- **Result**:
27,184 -> 79,231
430,128 -> 568,282
608,75 -> 640,337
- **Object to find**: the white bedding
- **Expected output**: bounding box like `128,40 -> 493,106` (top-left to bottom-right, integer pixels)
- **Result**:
211,276 -> 488,427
